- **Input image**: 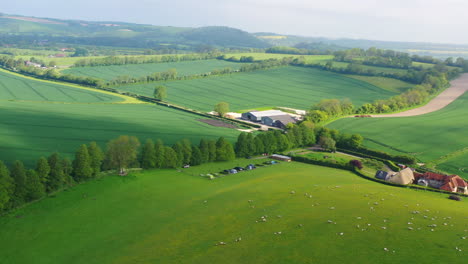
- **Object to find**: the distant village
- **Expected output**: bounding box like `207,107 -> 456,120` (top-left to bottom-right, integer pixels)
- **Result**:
376,168 -> 468,195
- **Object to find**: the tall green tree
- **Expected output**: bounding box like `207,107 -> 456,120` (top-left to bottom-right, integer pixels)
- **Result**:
62,158 -> 74,186
181,139 -> 192,165
35,157 -> 50,186
73,144 -> 93,181
208,140 -> 217,162
235,133 -> 249,158
47,153 -> 64,192
216,137 -> 235,161
190,146 -> 203,166
163,146 -> 178,168
25,169 -> 45,201
0,161 -> 13,211
253,136 -> 264,154
141,139 -> 156,169
88,142 -> 104,177
106,136 -> 141,174
154,85 -> 167,100
172,142 -> 184,167
199,139 -> 210,163
300,122 -> 316,146
214,102 -> 229,117
10,160 -> 27,207
154,139 -> 165,168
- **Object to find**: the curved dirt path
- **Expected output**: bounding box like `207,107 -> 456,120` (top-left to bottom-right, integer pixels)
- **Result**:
369,73 -> 468,117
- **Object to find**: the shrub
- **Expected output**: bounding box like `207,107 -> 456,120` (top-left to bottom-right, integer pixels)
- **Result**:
349,160 -> 363,169
448,195 -> 462,201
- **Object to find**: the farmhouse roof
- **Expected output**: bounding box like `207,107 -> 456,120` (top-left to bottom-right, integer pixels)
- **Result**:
375,170 -> 389,180
247,110 -> 285,118
387,168 -> 414,185
414,172 -> 468,192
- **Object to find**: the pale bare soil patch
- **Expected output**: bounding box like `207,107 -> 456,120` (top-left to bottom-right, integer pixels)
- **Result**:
370,73 -> 468,117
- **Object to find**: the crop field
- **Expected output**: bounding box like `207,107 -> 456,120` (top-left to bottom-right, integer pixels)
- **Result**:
0,100 -> 240,166
328,92 -> 468,178
116,66 -> 397,112
0,69 -> 122,103
345,75 -> 415,93
14,54 -> 191,68
0,161 -> 466,264
61,60 -> 245,80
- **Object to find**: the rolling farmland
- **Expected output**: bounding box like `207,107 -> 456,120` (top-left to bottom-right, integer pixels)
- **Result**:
0,161 -> 466,264
328,91 -> 468,178
0,101 -> 240,166
116,66 -> 398,112
62,59 -> 245,80
0,69 -> 240,165
0,69 -> 123,103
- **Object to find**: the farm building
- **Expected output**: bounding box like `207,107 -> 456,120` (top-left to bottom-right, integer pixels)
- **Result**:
414,172 -> 468,194
387,168 -> 415,185
261,115 -> 296,129
270,154 -> 292,162
375,170 -> 391,181
241,110 -> 285,122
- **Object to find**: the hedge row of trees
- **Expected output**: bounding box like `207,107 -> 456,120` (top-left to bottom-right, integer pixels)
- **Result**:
334,48 -> 413,69
0,56 -> 104,87
265,46 -> 334,55
72,53 -> 219,67
108,58 -> 292,86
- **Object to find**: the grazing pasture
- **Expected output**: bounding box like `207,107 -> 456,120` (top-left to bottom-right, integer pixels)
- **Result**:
116,66 -> 397,112
62,59 -> 245,81
328,92 -> 468,178
0,69 -> 123,103
0,100 -> 239,166
0,161 -> 466,264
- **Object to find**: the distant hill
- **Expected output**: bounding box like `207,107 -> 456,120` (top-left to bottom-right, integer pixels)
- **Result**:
0,14 -> 270,50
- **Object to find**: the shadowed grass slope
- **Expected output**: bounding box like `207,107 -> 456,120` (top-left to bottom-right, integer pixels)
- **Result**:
0,161 -> 466,264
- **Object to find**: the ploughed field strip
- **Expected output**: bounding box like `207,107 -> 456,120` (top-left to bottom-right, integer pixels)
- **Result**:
61,59 -> 245,81
116,66 -> 397,112
0,101 -> 240,166
0,161 -> 466,264
0,70 -> 120,103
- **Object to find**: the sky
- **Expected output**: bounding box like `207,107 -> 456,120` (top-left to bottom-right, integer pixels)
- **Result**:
2,0 -> 468,44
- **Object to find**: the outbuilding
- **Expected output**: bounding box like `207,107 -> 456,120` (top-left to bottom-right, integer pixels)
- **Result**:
270,154 -> 292,162
241,110 -> 285,122
261,115 -> 296,129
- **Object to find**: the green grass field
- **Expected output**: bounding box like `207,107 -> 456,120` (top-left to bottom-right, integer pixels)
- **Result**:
116,66 -> 397,112
0,69 -> 122,103
0,100 -> 240,166
345,75 -> 415,93
0,161 -> 466,264
0,68 -> 239,166
61,60 -> 245,81
328,92 -> 468,178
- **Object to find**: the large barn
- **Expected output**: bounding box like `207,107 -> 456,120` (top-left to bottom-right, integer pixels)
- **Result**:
261,115 -> 296,129
241,110 -> 286,122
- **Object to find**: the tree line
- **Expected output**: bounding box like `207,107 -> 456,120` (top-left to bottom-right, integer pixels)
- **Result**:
72,53 -> 219,67
107,58 -> 292,87
333,48 -> 413,69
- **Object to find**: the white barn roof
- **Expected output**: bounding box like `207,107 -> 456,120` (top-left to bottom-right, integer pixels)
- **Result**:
248,110 -> 285,118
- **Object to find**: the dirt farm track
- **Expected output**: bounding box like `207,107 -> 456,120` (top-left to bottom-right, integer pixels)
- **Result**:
370,73 -> 468,117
